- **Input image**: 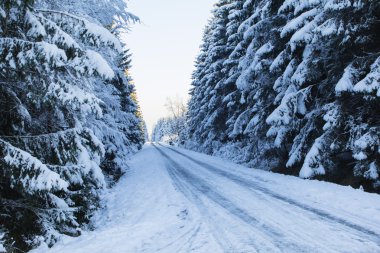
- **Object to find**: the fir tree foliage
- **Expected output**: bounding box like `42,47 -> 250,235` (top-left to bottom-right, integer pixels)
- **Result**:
187,0 -> 380,191
0,0 -> 144,251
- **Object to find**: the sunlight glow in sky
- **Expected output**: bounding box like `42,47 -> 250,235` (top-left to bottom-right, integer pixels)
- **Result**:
125,0 -> 216,133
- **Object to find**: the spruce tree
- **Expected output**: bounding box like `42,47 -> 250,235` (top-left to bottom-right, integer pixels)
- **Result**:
186,0 -> 380,190
0,0 -> 144,251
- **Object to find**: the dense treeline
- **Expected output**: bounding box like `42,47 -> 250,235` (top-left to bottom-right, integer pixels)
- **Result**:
186,0 -> 380,191
152,116 -> 186,144
152,97 -> 187,143
0,0 -> 144,251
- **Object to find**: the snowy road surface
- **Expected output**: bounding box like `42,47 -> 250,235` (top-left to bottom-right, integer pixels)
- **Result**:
33,143 -> 380,253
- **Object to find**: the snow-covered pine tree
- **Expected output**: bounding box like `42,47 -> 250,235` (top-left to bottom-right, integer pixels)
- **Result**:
229,0 -> 286,167
37,0 -> 139,32
90,47 -> 145,181
37,0 -> 144,181
188,0 -> 287,165
186,0 -> 380,191
187,23 -> 213,150
0,0 -> 143,251
123,53 -> 146,148
187,0 -> 235,153
331,1 -> 380,188
220,0 -> 251,142
267,0 -> 380,186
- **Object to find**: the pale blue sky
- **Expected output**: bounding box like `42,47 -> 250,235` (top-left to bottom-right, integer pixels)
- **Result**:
125,0 -> 216,133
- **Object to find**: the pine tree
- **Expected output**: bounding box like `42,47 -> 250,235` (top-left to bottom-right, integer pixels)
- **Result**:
187,0 -> 235,153
186,0 -> 380,191
0,0 -> 143,251
267,0 -> 380,184
92,48 -> 144,181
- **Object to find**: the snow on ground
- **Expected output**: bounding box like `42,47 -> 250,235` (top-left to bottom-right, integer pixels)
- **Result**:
32,143 -> 380,253
0,233 -> 5,253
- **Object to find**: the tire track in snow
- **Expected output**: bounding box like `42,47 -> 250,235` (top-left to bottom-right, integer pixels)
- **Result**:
153,144 -> 236,252
160,144 -> 380,247
156,145 -> 352,252
153,144 -> 309,253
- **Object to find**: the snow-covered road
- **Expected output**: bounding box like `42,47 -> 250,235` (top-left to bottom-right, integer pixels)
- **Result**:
33,143 -> 380,253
